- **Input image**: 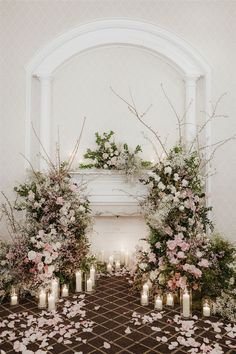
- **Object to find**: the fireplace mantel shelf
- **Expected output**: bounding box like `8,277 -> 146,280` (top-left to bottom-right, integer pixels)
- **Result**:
70,169 -> 148,216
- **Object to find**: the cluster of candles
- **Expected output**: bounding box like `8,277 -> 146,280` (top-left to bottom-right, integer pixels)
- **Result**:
10,265 -> 97,311
97,251 -> 130,273
140,282 -> 211,318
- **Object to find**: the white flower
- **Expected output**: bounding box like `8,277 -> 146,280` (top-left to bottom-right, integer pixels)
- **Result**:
78,205 -> 85,212
103,164 -> 108,169
44,255 -> 52,264
139,262 -> 148,271
37,262 -> 44,271
102,153 -> 108,159
104,142 -> 110,149
182,179 -> 188,187
30,237 -> 36,243
174,173 -> 179,181
114,150 -> 119,156
158,181 -> 165,191
55,242 -> 61,249
164,166 -> 172,175
150,270 -> 159,281
28,250 -> 37,261
28,190 -> 35,201
179,205 -> 184,211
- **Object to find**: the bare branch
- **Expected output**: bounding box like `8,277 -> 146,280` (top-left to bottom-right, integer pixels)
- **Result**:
110,86 -> 168,156
161,83 -> 182,144
67,117 -> 86,172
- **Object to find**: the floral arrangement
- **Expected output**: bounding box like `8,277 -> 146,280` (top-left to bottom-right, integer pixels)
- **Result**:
110,87 -> 236,317
79,130 -> 152,177
0,127 -> 92,298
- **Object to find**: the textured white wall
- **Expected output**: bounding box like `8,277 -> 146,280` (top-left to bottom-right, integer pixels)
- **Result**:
1,1 -> 236,250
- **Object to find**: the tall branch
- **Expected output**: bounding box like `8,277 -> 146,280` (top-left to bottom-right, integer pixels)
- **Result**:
67,117 -> 86,172
110,87 -> 168,156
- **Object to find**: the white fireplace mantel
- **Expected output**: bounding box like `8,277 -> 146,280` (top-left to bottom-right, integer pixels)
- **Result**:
70,170 -> 148,216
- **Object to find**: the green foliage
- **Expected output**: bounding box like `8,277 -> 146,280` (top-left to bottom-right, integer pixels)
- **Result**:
201,234 -> 236,299
79,130 -> 152,176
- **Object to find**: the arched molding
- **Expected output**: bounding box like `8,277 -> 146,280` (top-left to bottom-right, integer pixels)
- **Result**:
25,18 -> 212,204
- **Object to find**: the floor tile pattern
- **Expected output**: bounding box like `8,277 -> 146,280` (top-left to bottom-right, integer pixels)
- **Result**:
0,276 -> 235,354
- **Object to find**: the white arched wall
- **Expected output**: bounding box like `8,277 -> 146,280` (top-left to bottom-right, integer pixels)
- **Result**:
25,18 -> 212,204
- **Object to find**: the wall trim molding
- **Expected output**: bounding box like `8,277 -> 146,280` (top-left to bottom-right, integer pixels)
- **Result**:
25,17 -> 212,206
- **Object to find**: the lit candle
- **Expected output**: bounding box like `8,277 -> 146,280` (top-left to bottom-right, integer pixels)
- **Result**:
90,265 -> 96,287
48,292 -> 56,311
61,284 -> 69,297
203,302 -> 211,317
86,278 -> 93,292
38,289 -> 47,308
124,252 -> 130,267
107,262 -> 112,273
115,260 -> 121,271
75,270 -> 82,292
143,282 -> 149,295
155,295 -> 163,310
51,278 -> 59,300
141,291 -> 148,306
182,289 -> 190,318
11,291 -> 18,306
166,293 -> 174,306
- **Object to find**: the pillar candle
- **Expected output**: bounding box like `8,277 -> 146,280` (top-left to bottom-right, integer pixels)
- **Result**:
141,291 -> 148,306
75,270 -> 82,292
107,262 -> 112,273
166,293 -> 174,306
115,260 -> 121,271
38,289 -> 47,308
143,282 -> 149,295
90,266 -> 96,287
155,295 -> 163,310
61,284 -> 69,297
86,278 -> 93,292
11,292 -> 18,306
48,292 -> 56,311
182,289 -> 190,318
203,303 -> 211,317
109,255 -> 114,264
51,278 -> 59,300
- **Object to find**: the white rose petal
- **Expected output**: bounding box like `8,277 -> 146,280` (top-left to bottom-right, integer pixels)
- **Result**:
28,250 -> 37,261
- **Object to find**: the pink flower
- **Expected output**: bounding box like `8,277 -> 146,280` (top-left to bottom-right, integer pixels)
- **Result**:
177,251 -> 186,259
6,252 -> 14,260
192,267 -> 202,278
170,257 -> 179,264
44,243 -> 53,252
198,259 -> 209,268
167,240 -> 177,251
176,276 -> 187,289
163,227 -> 173,236
148,252 -> 156,263
180,242 -> 190,252
69,184 -> 77,192
155,242 -> 161,248
56,196 -> 64,205
174,234 -> 184,246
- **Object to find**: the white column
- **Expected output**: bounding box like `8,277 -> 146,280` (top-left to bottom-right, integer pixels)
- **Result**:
184,75 -> 199,145
38,74 -> 53,171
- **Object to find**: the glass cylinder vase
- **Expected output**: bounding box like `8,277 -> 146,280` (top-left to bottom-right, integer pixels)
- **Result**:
85,273 -> 94,293
10,287 -> 19,306
154,293 -> 163,311
180,287 -> 192,318
140,290 -> 149,306
165,292 -> 175,307
202,298 -> 211,317
38,288 -> 47,309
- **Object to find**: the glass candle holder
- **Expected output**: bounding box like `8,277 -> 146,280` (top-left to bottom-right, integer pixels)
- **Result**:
48,291 -> 56,311
165,292 -> 174,307
85,273 -> 93,293
202,298 -> 211,317
106,262 -> 113,273
180,287 -> 192,318
142,282 -> 149,297
38,288 -> 47,309
141,290 -> 149,306
10,287 -> 18,306
61,284 -> 69,297
115,260 -> 121,271
51,277 -> 59,301
90,265 -> 96,288
75,269 -> 83,292
154,294 -> 163,311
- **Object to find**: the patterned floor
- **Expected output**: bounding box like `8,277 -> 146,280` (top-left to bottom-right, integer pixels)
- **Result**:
0,276 -> 235,354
